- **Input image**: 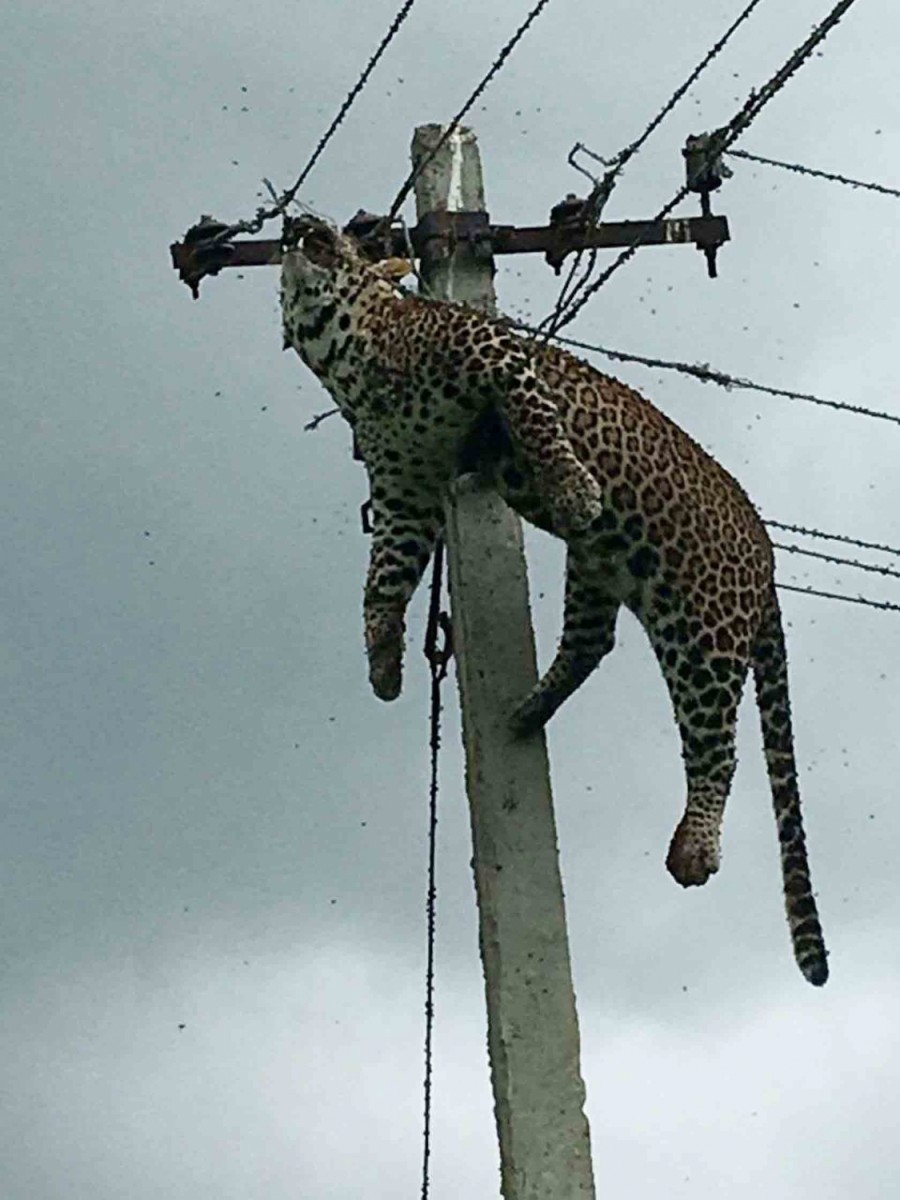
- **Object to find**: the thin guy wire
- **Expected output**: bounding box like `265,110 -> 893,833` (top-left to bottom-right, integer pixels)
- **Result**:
777,583 -> 900,613
421,538 -> 445,1200
213,0 -> 419,243
543,0 -> 862,336
552,0 -> 767,327
728,148 -> 900,199
545,333 -> 900,428
766,521 -> 900,560
773,542 -> 900,582
384,0 -> 553,224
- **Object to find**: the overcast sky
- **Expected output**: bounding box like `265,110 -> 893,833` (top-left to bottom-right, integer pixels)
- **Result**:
3,0 -> 900,1196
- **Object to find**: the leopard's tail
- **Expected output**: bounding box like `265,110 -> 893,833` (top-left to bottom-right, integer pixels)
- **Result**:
751,588 -> 828,986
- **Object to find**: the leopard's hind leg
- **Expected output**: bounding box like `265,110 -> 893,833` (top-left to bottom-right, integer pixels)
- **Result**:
509,549 -> 620,737
644,606 -> 751,885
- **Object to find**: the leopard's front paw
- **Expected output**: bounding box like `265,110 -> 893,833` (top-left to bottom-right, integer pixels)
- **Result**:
545,467 -> 604,535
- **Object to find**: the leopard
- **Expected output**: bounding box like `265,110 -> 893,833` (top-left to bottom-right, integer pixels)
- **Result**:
277,214 -> 828,987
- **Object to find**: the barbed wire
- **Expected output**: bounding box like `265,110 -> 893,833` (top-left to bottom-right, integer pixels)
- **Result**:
554,0 -> 767,328
541,0 -> 862,337
766,520 -> 900,560
773,542 -> 900,581
727,148 -> 900,199
383,0 -> 554,225
211,0 -> 419,244
777,583 -> 900,613
543,333 -> 900,428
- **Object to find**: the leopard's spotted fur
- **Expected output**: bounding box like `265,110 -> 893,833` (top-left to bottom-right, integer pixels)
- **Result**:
279,217 -> 827,986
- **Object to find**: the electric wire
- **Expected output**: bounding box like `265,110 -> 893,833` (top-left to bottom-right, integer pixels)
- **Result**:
765,521 -> 900,560
213,0 -> 420,243
727,147 -> 900,199
777,583 -> 900,613
542,0 -> 862,336
586,0 -> 766,187
383,0 -> 554,225
773,542 -> 900,582
554,0 -> 767,326
543,333 -> 900,429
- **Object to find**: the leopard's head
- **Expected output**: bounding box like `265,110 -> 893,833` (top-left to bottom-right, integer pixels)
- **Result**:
280,217 -> 371,314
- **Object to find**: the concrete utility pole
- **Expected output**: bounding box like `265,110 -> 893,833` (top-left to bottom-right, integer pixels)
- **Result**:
411,123 -> 595,1200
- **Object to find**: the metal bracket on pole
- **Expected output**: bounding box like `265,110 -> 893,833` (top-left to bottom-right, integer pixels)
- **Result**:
683,131 -> 732,278
415,209 -> 494,266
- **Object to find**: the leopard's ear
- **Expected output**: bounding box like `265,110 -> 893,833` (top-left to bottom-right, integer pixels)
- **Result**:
374,257 -> 413,282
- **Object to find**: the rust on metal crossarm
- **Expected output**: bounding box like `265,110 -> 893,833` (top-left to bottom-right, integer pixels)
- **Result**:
169,214 -> 281,298
170,210 -> 729,296
495,214 -> 729,262
415,209 -> 494,266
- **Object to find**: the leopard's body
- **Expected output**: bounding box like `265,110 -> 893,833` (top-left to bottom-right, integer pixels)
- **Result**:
279,217 -> 827,986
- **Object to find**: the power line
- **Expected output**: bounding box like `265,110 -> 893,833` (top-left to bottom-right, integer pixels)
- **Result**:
542,0 -> 862,336
777,583 -> 900,613
766,520 -> 900,560
727,147 -> 900,199
773,542 -> 900,582
586,0 -> 766,188
384,0 -> 554,224
213,0 -> 420,243
555,0 -> 767,326
544,333 -> 900,428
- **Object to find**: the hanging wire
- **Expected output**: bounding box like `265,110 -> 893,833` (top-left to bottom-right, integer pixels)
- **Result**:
552,0 -> 767,327
538,332 -> 900,428
727,147 -> 900,199
211,0 -> 420,244
420,539 -> 452,1200
542,0 -> 862,337
383,0 -> 554,225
